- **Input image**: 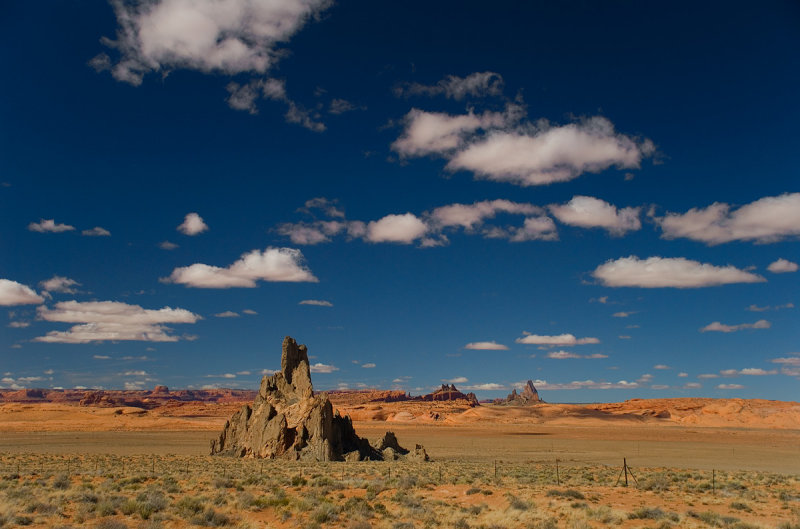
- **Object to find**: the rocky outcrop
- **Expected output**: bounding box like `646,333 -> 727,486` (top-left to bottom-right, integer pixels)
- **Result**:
79,391 -> 118,407
499,380 -> 543,406
420,384 -> 479,405
211,336 -> 427,462
151,385 -> 170,395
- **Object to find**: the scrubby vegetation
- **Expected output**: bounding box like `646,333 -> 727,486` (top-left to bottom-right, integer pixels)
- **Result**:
0,453 -> 798,528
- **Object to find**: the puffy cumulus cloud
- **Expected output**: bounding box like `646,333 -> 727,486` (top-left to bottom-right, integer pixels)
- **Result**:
299,299 -> 333,307
165,247 -> 317,288
700,319 -> 771,333
446,117 -> 654,187
549,196 -> 641,235
392,108 -> 510,157
747,303 -> 793,312
159,240 -> 179,250
592,256 -> 765,288
768,258 -> 798,273
82,226 -> 111,237
395,72 -> 505,100
28,219 -> 75,233
278,198 -> 560,247
532,379 -> 640,391
177,212 -> 208,235
515,333 -> 600,346
34,300 -> 200,343
226,77 -> 325,131
443,376 -> 468,384
0,279 -> 45,306
309,363 -> 338,373
429,199 -> 543,230
655,193 -> 800,245
95,0 -> 329,81
717,384 -> 744,390
546,351 -> 607,359
462,382 -> 505,391
720,368 -> 777,376
39,276 -> 80,295
464,341 -> 508,351
366,213 -> 428,244
214,311 -> 239,318
771,355 -> 800,366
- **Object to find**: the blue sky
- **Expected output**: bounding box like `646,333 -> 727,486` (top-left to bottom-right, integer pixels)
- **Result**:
1,1 -> 798,401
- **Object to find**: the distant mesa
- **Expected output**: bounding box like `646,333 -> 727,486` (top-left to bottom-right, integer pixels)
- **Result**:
151,385 -> 170,395
421,384 -> 479,405
210,336 -> 429,462
79,391 -> 118,407
497,380 -> 544,406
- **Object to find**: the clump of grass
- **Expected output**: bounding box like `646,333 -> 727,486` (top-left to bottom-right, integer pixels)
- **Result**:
505,493 -> 530,510
546,489 -> 585,500
730,501 -> 752,512
629,506 -> 678,521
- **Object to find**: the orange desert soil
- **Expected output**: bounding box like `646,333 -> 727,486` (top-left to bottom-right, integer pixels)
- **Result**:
1,391 -> 799,432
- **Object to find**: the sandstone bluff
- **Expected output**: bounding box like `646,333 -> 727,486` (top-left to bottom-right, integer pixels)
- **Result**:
211,337 -> 428,462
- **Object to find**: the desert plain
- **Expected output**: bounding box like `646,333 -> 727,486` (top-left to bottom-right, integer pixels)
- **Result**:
1,388 -> 800,529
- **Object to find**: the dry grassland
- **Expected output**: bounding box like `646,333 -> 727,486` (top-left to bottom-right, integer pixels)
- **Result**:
1,425 -> 800,529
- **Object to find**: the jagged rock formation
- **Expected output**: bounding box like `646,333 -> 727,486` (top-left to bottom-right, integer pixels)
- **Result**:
498,380 -> 543,406
211,336 -> 428,462
420,384 -> 479,405
79,391 -> 118,407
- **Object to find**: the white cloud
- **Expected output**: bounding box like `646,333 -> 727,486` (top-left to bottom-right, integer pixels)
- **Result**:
768,258 -> 798,273
299,299 -> 333,307
747,302 -> 793,312
261,368 -> 278,375
698,373 -> 719,379
429,199 -> 543,230
733,368 -> 777,376
653,364 -> 671,370
651,385 -> 670,390
177,212 -> 208,235
613,311 -> 636,318
82,226 -> 111,237
464,341 -> 509,351
28,219 -> 75,233
678,372 -> 688,377
655,193 -> 800,244
683,382 -> 701,389
166,247 -> 317,287
159,241 -> 179,250
700,319 -> 771,333
206,373 -> 236,379
329,98 -> 360,115
446,117 -> 654,186
8,321 -> 30,328
299,197 -> 345,218
515,333 -> 600,346
592,256 -> 765,288
533,379 -> 640,390
0,279 -> 45,306
549,196 -> 641,235
214,311 -> 239,318
396,72 -> 505,100
717,384 -> 744,390
309,363 -> 338,373
771,355 -> 800,366
39,276 -> 80,294
443,376 -> 468,384
96,0 -> 329,83
124,381 -> 145,390
546,351 -> 607,359
34,300 -> 200,343
94,355 -> 111,360
361,363 -> 376,369
462,383 -> 505,391
392,108 -> 510,157
122,370 -> 148,376
366,213 -> 428,244
242,309 -> 258,315
508,216 -> 559,242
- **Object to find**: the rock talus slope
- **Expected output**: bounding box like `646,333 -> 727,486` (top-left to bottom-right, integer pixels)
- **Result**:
210,337 -> 428,461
